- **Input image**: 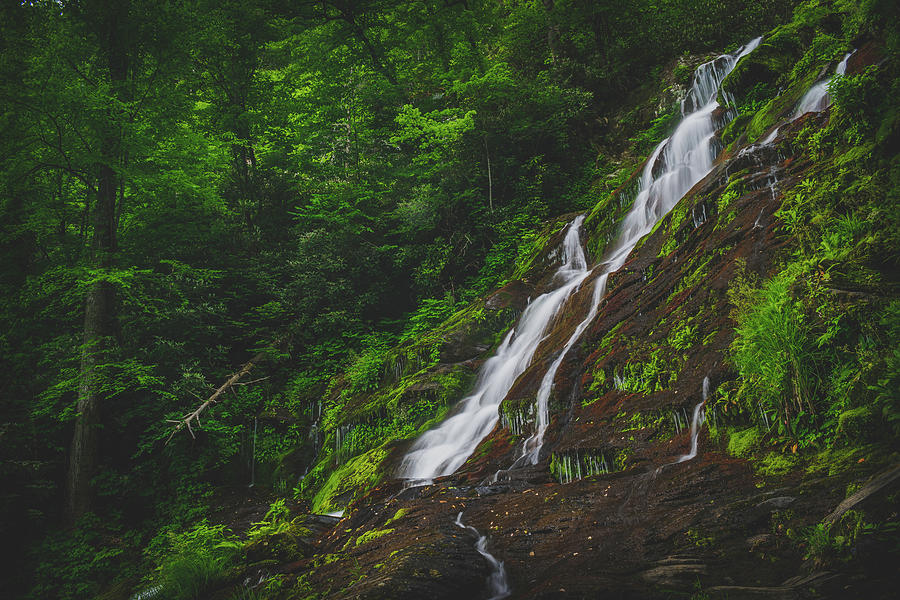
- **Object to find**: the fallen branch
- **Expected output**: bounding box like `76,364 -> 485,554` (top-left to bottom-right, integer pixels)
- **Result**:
165,350 -> 267,444
233,376 -> 270,386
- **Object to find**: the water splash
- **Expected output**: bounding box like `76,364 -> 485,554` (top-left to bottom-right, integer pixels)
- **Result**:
455,512 -> 511,600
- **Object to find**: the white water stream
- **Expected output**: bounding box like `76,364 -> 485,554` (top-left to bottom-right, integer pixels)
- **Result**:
515,37 -> 762,467
399,216 -> 592,481
455,512 -> 511,600
793,50 -> 854,118
399,37 -> 761,483
675,376 -> 710,463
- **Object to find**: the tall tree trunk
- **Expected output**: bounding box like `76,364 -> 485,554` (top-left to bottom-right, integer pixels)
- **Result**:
66,3 -> 127,522
66,163 -> 118,522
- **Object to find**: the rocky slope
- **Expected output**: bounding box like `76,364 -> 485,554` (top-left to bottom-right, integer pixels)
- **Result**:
163,9 -> 899,600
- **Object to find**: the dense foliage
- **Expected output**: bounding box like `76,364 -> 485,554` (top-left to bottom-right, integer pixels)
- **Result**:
1,0 -> 896,598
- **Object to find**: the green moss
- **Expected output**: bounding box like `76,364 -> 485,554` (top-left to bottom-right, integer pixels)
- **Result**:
511,219 -> 566,280
666,253 -> 712,304
585,367 -> 607,398
756,451 -> 800,476
355,528 -> 394,547
686,528 -> 714,548
837,406 -> 874,442
614,447 -> 634,470
550,449 -> 613,483
804,446 -> 867,477
618,410 -> 669,435
584,162 -> 642,260
727,426 -> 762,457
713,177 -> 745,228
655,198 -> 693,257
311,446 -> 388,514
722,113 -> 753,146
385,508 -> 409,526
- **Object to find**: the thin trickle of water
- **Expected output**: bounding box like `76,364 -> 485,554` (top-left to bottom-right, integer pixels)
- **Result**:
793,50 -> 855,117
767,166 -> 779,201
753,207 -> 766,229
455,512 -> 511,600
760,126 -> 779,145
129,585 -> 162,600
399,217 -> 591,481
675,376 -> 710,464
759,401 -> 771,430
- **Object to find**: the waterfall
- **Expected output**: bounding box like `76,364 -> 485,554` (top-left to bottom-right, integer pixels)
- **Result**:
793,50 -> 854,118
675,376 -> 710,464
615,37 -> 761,250
516,276 -> 607,465
454,512 -> 511,600
398,216 -> 592,481
398,37 -> 761,482
512,36 -> 761,466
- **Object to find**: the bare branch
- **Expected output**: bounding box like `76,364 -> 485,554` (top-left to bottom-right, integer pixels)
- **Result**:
165,350 -> 267,444
233,376 -> 270,386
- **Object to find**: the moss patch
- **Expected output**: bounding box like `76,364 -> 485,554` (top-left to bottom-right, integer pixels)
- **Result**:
312,446 -> 389,514
727,426 -> 762,457
355,528 -> 394,547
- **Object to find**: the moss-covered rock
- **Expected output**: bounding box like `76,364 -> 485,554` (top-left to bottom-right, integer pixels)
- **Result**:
311,446 -> 389,514
837,405 -> 875,442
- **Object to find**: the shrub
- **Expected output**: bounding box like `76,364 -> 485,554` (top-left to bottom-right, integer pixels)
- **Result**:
154,523 -> 240,600
346,336 -> 389,394
730,271 -> 819,436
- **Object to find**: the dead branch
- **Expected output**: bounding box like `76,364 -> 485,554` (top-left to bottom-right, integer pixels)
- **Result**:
165,350 -> 267,444
233,376 -> 270,386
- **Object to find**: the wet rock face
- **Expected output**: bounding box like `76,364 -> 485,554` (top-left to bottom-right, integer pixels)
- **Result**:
439,282 -> 534,364
271,36 -> 900,600
277,99 -> 900,597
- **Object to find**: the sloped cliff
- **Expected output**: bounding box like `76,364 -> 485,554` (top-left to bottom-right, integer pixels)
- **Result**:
144,6 -> 899,600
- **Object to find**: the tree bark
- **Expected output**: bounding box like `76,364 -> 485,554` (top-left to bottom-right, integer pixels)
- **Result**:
66,280 -> 114,520
65,3 -> 127,523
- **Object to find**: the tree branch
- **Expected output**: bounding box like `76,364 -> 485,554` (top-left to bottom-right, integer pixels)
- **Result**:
165,349 -> 268,444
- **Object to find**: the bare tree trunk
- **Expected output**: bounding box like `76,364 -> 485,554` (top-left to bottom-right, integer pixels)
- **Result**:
66,2 -> 127,522
66,161 -> 118,523
67,280 -> 114,519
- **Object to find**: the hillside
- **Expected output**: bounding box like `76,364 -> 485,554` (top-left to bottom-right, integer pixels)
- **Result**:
1,1 -> 898,599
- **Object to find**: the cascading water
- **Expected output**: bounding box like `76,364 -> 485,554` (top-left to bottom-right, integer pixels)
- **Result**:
513,36 -> 762,467
793,50 -> 854,118
454,512 -> 511,600
399,37 -> 761,482
398,216 -> 592,481
675,376 -> 710,464
515,276 -> 607,465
